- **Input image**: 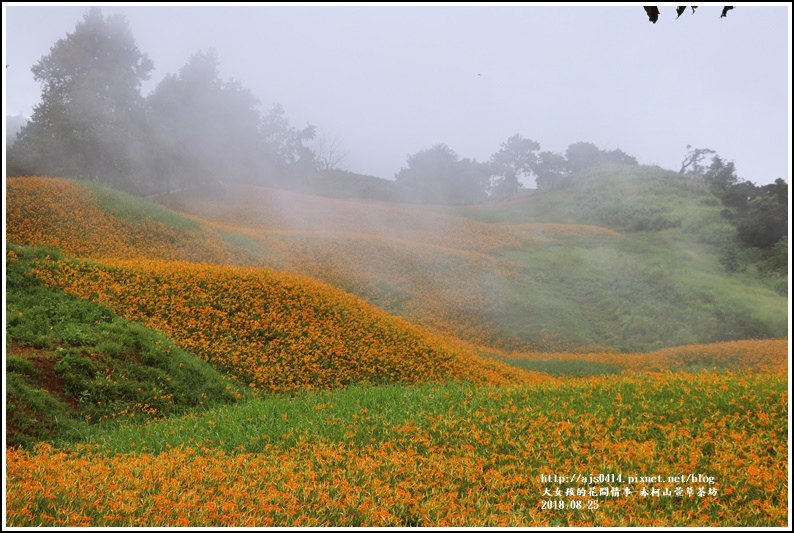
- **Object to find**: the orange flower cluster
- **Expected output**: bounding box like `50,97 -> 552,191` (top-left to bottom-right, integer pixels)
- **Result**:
235,230 -> 521,346
6,178 -> 787,528
6,371 -> 787,527
6,177 -> 254,265
503,338 -> 789,375
30,256 -> 531,393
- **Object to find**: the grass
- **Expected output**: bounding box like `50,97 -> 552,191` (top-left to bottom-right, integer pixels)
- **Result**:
448,166 -> 737,251
5,244 -> 250,449
498,359 -> 624,377
7,372 -> 788,526
495,233 -> 787,352
62,371 -> 784,456
87,181 -> 202,233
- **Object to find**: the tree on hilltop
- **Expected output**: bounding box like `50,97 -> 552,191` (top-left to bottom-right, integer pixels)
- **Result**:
565,142 -> 638,174
311,130 -> 350,172
534,151 -> 569,190
260,103 -> 318,180
8,8 -> 153,188
147,48 -> 264,190
396,144 -> 489,204
489,134 -> 540,199
679,144 -> 716,177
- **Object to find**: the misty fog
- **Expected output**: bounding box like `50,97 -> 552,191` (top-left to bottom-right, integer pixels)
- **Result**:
3,4 -> 789,352
4,4 -> 790,187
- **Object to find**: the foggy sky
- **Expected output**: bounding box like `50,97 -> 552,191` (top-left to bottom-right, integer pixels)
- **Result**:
3,3 -> 791,186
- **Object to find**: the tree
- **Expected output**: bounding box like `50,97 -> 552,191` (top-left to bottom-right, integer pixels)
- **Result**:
534,151 -> 569,190
726,178 -> 788,249
396,144 -> 458,203
5,114 -> 28,146
719,179 -> 756,213
602,148 -> 638,166
699,152 -> 788,251
565,142 -> 603,173
679,144 -> 716,176
260,103 -> 319,183
8,8 -> 153,188
717,175 -> 788,273
489,134 -> 540,199
311,130 -> 350,171
395,144 -> 489,204
454,158 -> 492,205
703,154 -> 739,195
146,49 -> 267,191
564,141 -> 638,175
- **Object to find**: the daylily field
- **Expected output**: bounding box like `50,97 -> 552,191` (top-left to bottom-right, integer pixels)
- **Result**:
4,177 -> 789,527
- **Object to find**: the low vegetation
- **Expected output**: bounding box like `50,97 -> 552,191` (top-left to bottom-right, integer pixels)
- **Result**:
6,245 -> 249,449
7,372 -> 787,526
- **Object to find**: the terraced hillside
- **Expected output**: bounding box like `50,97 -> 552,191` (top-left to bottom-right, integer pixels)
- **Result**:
148,177 -> 791,352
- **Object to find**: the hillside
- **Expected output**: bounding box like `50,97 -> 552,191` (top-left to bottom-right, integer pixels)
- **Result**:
5,245 -> 251,448
5,171 -> 789,527
5,240 -> 528,449
150,169 -> 787,352
28,253 -> 531,393
7,171 -> 787,353
448,165 -> 730,239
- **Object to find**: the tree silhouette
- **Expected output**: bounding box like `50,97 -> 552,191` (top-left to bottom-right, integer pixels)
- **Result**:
7,8 -> 153,185
644,6 -> 733,24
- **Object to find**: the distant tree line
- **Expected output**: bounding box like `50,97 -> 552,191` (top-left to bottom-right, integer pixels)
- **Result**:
6,7 -> 642,203
395,139 -> 638,204
6,8 -> 320,195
